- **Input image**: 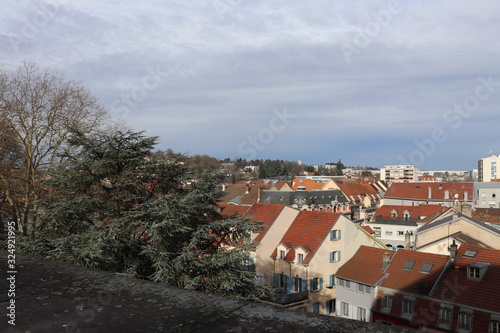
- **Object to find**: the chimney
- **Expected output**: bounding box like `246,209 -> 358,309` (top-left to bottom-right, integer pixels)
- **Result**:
222,183 -> 227,192
448,240 -> 458,260
382,252 -> 391,270
464,191 -> 468,201
245,184 -> 250,194
404,231 -> 411,250
428,187 -> 432,199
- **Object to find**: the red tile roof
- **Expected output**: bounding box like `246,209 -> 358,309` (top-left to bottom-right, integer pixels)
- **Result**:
273,211 -> 341,264
380,249 -> 449,295
219,204 -> 251,217
384,182 -> 473,201
362,226 -> 375,234
431,244 -> 500,312
334,179 -> 380,200
373,204 -> 448,219
292,179 -> 325,191
336,246 -> 395,285
243,203 -> 286,243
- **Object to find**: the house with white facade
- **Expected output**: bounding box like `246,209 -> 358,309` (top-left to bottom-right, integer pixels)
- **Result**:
335,246 -> 394,322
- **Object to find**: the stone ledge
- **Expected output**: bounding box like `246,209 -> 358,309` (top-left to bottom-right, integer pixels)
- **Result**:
0,251 -> 417,333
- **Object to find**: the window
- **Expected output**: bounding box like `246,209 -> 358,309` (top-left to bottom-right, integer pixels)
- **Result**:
463,249 -> 478,258
326,299 -> 336,315
458,312 -> 472,330
330,229 -> 341,240
310,277 -> 323,292
279,273 -> 287,290
382,295 -> 393,309
328,274 -> 335,287
397,231 -> 405,236
373,227 -> 381,237
403,260 -> 416,270
338,278 -> 344,287
298,253 -> 304,264
345,279 -> 350,288
330,251 -> 341,262
468,267 -> 480,279
293,277 -> 304,292
420,262 -> 434,273
341,301 -> 349,317
357,283 -> 370,294
279,250 -> 285,260
438,308 -> 451,324
357,307 -> 367,321
402,299 -> 414,315
385,230 -> 393,236
490,321 -> 500,333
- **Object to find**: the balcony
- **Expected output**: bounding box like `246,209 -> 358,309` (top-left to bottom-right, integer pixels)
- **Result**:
262,289 -> 309,305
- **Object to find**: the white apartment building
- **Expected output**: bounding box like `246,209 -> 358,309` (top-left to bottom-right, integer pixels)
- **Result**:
478,154 -> 500,182
380,165 -> 419,183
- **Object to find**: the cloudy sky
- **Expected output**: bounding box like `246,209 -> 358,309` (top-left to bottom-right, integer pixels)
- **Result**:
1,0 -> 500,170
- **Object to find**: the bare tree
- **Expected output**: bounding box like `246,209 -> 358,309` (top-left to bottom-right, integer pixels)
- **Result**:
0,62 -> 109,234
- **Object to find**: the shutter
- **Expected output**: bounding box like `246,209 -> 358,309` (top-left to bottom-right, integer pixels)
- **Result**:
320,277 -> 324,290
274,273 -> 279,288
330,252 -> 334,263
330,230 -> 334,240
326,301 -> 331,315
313,302 -> 319,314
287,276 -> 293,294
310,279 -> 314,291
329,274 -> 334,286
338,229 -> 342,239
338,251 -> 342,261
301,278 -> 307,292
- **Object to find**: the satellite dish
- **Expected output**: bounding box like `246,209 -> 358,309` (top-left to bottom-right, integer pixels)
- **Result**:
454,193 -> 459,199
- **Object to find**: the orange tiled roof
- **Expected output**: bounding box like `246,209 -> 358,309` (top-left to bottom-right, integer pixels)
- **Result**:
334,179 -> 380,199
361,226 -> 375,234
384,182 -> 473,201
292,179 -> 326,191
432,244 -> 500,312
336,246 -> 394,285
243,203 -> 286,243
373,204 -> 448,219
273,211 -> 341,264
380,249 -> 449,295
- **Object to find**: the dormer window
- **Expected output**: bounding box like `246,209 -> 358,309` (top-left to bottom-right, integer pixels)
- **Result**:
467,262 -> 491,280
279,250 -> 286,260
298,253 -> 304,264
390,209 -> 398,218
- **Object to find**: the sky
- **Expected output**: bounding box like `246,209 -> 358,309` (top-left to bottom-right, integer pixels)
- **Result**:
1,0 -> 500,171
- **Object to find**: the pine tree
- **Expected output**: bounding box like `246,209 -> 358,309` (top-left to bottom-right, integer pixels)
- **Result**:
22,129 -> 267,299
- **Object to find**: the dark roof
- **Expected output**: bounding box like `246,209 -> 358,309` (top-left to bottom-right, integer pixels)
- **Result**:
472,208 -> 500,224
260,190 -> 348,206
